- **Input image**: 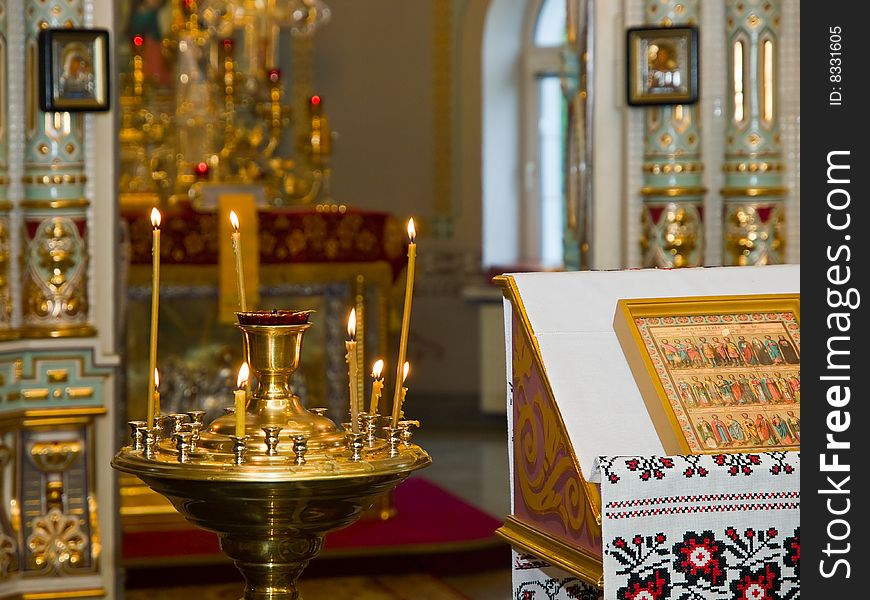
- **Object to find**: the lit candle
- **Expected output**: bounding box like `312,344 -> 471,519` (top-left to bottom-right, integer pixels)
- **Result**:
153,368 -> 161,422
391,218 -> 416,427
235,363 -> 249,437
399,362 -> 410,419
229,210 -> 247,312
147,208 -> 161,428
368,359 -> 385,415
345,309 -> 359,433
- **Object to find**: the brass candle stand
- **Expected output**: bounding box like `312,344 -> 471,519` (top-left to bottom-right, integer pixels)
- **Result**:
112,310 -> 430,600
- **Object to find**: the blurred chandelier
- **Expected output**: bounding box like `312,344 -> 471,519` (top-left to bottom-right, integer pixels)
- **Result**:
230,0 -> 331,36
285,0 -> 332,37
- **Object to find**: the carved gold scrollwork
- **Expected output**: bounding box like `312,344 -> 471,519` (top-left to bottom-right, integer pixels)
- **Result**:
25,508 -> 88,574
512,313 -> 599,546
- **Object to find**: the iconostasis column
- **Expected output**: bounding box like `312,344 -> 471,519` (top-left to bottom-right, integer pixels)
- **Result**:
640,0 -> 704,268
722,0 -> 785,265
0,1 -> 11,338
20,0 -> 93,337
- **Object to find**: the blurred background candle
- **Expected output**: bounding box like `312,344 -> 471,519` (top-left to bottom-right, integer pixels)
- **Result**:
235,363 -> 249,437
148,208 -> 162,427
345,309 -> 359,432
391,219 -> 416,427
369,359 -> 385,415
229,210 -> 247,312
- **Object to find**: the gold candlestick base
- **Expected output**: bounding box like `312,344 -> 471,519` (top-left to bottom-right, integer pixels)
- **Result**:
112,310 -> 430,599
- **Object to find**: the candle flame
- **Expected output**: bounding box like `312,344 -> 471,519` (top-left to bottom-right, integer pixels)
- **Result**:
154,368 -> 160,389
407,218 -> 416,242
402,362 -> 410,382
150,207 -> 161,228
237,362 -> 249,388
372,359 -> 384,379
229,210 -> 240,232
347,308 -> 356,339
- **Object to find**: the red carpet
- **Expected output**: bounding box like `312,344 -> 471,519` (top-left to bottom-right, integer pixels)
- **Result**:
123,478 -> 505,566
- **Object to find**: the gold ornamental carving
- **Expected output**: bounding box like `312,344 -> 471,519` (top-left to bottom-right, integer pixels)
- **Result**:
724,202 -> 784,265
25,507 -> 88,574
22,216 -> 93,333
30,441 -> 83,473
512,299 -> 600,546
640,203 -> 702,269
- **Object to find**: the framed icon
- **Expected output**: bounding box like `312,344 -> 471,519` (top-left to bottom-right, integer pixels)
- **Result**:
614,294 -> 800,454
39,28 -> 110,112
627,26 -> 699,105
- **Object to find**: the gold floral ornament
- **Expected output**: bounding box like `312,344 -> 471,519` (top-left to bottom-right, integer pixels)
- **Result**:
26,508 -> 88,574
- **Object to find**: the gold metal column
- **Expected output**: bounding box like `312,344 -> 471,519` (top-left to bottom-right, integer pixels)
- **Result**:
639,0 -> 704,268
722,0 -> 785,265
20,0 -> 94,337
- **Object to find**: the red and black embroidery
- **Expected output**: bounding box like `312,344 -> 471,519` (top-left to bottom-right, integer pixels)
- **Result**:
607,526 -> 800,600
515,576 -> 602,600
731,563 -> 782,600
617,569 -> 671,600
624,457 -> 675,481
599,452 -> 798,485
711,453 -> 762,476
784,528 -> 800,579
673,530 -> 725,586
680,455 -> 709,478
767,452 -> 797,475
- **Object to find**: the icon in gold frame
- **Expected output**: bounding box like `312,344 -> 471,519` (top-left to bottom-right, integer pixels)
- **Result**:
627,26 -> 699,105
614,294 -> 800,455
39,28 -> 110,112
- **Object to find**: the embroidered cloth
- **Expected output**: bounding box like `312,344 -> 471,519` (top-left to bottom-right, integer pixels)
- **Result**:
595,452 -> 800,600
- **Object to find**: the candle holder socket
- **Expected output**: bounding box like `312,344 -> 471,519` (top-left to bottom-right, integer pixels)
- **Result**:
143,428 -> 159,459
128,421 -> 147,450
167,413 -> 189,436
397,420 -> 420,447
385,427 -> 401,458
230,435 -> 248,465
173,432 -> 194,463
263,426 -> 283,456
181,422 -> 203,449
187,410 -> 206,425
347,432 -> 365,461
292,435 -> 308,465
362,414 -> 379,445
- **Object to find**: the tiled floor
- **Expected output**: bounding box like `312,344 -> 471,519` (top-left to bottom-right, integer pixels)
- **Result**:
126,427 -> 515,600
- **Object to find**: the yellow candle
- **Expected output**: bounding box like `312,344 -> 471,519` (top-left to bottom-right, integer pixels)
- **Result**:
153,368 -> 161,422
369,359 -> 385,415
229,210 -> 247,312
346,309 -> 359,433
399,362 -> 409,419
148,208 -> 162,427
235,363 -> 249,437
391,219 -> 416,427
